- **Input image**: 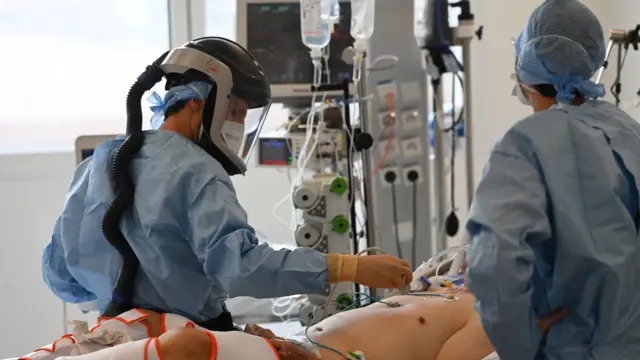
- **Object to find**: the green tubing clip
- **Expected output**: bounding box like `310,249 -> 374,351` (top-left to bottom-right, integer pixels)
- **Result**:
335,293 -> 353,311
331,215 -> 350,234
330,177 -> 348,195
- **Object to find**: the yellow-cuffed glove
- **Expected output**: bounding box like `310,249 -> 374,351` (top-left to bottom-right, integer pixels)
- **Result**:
326,254 -> 412,289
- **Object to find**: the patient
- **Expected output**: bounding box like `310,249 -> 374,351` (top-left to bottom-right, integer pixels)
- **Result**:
263,286 -> 564,360
246,288 -> 495,360
16,288 -> 491,360
16,286 -> 565,360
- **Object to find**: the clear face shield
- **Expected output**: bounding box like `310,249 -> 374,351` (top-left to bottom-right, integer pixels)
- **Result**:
220,95 -> 271,165
156,41 -> 272,175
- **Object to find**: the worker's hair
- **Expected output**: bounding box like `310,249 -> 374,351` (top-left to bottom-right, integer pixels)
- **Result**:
532,84 -> 558,98
163,70 -> 214,118
165,100 -> 189,118
532,83 -> 583,100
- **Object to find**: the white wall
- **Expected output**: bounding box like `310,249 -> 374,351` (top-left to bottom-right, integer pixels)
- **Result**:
0,153 -> 72,356
1,0 -> 639,356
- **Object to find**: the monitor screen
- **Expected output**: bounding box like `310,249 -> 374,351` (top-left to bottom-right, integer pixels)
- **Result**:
246,2 -> 354,86
258,137 -> 292,165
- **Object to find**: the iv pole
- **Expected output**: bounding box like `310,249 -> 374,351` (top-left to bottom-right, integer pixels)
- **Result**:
454,1 -> 478,209
418,16 -> 452,258
594,26 -> 640,107
417,0 -> 480,261
448,0 -> 480,276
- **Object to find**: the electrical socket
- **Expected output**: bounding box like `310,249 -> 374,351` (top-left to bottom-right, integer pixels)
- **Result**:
401,110 -> 422,130
401,137 -> 423,158
378,111 -> 397,128
403,164 -> 424,186
379,166 -> 400,188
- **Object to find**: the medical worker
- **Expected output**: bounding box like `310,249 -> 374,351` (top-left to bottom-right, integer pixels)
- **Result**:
42,37 -> 412,331
466,1 -> 640,359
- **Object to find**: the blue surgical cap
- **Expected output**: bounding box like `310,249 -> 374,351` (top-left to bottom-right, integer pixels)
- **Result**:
147,81 -> 213,129
515,0 -> 606,104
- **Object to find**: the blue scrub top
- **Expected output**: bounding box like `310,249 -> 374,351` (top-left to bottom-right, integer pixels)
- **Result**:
467,100 -> 640,360
42,130 -> 329,322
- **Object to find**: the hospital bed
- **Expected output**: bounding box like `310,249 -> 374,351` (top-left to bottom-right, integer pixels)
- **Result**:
7,247 -> 469,360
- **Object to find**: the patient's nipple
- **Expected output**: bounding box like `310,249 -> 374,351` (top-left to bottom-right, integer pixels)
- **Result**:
418,316 -> 426,325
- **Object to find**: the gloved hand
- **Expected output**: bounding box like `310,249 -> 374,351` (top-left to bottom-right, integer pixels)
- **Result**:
355,255 -> 413,289
326,253 -> 412,289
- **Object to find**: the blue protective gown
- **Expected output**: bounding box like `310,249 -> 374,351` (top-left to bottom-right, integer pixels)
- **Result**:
42,130 -> 329,322
467,100 -> 640,360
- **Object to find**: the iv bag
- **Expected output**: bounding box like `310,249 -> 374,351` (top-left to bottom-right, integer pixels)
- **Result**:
300,0 -> 332,50
414,0 -> 429,47
322,0 -> 340,23
350,0 -> 375,41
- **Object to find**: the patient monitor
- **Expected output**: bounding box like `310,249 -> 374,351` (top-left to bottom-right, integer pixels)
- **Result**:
255,128 -> 348,169
75,135 -> 120,164
235,0 -> 355,105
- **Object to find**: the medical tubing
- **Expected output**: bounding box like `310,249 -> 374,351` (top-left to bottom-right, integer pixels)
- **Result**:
323,46 -> 331,83
298,93 -> 326,174
292,98 -> 328,234
338,77 -> 362,264
445,73 -> 465,131
445,73 -> 459,237
384,170 -> 402,259
270,117 -> 299,229
450,74 -> 456,207
271,295 -> 305,319
293,121 -> 324,233
288,92 -> 320,234
407,170 -> 419,268
100,63 -> 165,317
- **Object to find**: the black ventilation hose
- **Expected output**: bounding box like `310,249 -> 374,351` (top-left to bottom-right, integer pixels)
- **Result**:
100,62 -> 166,317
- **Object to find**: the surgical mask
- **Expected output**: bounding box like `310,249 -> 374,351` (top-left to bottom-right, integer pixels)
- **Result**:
221,121 -> 245,155
514,83 -> 532,106
510,73 -> 532,106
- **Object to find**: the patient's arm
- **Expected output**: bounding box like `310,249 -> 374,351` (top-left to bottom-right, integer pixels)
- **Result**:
271,338 -> 322,360
436,314 -> 494,360
244,324 -> 321,360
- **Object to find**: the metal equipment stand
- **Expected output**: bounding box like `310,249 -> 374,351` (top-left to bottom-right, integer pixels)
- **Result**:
451,3 -> 481,278
303,79 -> 373,318
420,0 -> 481,258
354,56 -> 377,255
431,78 -> 449,256
595,26 -> 640,107
454,2 -> 480,209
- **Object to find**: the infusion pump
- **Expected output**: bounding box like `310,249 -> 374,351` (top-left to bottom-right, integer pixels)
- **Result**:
255,129 -> 349,169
